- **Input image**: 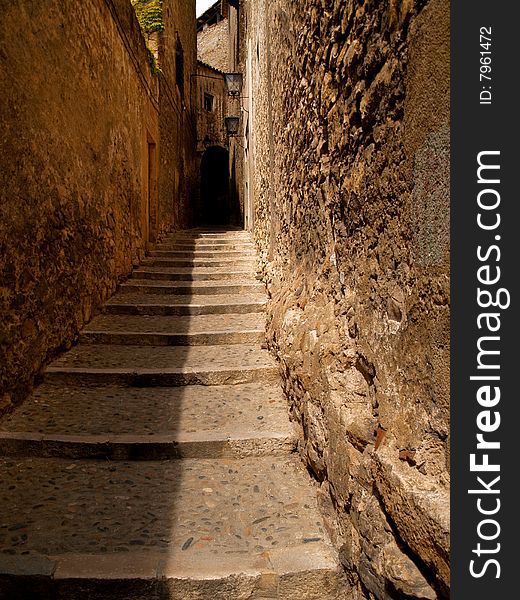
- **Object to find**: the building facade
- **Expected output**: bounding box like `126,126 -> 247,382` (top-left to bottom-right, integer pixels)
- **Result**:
195,0 -> 242,226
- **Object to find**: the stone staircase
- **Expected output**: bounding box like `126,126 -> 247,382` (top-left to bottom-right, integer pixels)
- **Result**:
0,230 -> 347,599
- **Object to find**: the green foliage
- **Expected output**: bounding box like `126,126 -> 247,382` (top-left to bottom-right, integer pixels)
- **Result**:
131,0 -> 164,34
147,47 -> 163,76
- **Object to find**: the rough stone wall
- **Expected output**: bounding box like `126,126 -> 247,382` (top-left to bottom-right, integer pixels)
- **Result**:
0,0 -> 195,414
242,0 -> 450,598
158,0 -> 197,230
197,18 -> 229,72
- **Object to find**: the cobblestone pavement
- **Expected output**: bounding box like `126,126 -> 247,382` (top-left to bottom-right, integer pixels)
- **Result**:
0,383 -> 290,436
83,313 -> 267,335
0,456 -> 324,556
0,230 -> 346,598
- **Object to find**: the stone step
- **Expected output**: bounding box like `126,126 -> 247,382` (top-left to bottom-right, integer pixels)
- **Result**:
44,344 -> 278,386
159,238 -> 254,245
0,383 -> 295,460
169,227 -> 246,232
161,239 -> 254,248
164,232 -> 252,241
79,313 -> 266,346
119,280 -> 265,296
170,231 -> 251,236
132,267 -> 258,282
0,226 -> 348,598
165,237 -> 253,245
0,431 -> 296,460
103,293 -> 266,316
141,257 -> 257,268
166,227 -> 249,232
0,456 -> 345,600
155,243 -> 255,252
148,249 -> 256,259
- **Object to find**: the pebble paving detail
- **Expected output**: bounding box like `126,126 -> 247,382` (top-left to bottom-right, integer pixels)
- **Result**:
46,344 -> 276,371
120,279 -> 265,295
103,293 -> 266,316
0,230 -> 345,598
0,456 -> 324,556
0,383 -> 291,436
82,313 -> 267,335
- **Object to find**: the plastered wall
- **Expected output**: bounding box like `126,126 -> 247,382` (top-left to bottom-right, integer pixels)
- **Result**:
0,0 -> 196,414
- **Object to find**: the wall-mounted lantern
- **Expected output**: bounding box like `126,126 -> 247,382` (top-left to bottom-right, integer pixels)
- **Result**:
225,116 -> 240,136
224,73 -> 243,97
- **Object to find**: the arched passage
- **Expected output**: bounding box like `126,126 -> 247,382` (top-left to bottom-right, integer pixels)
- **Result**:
198,146 -> 231,226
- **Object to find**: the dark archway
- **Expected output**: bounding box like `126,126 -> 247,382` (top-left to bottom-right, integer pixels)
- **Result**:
198,146 -> 231,226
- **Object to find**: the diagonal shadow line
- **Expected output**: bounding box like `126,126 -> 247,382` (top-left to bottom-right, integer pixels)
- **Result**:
0,225 -> 274,598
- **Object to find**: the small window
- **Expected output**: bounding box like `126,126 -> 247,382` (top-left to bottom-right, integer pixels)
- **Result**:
204,93 -> 215,112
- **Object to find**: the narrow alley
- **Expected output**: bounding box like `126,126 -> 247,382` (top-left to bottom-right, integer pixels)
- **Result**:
0,230 -> 345,597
